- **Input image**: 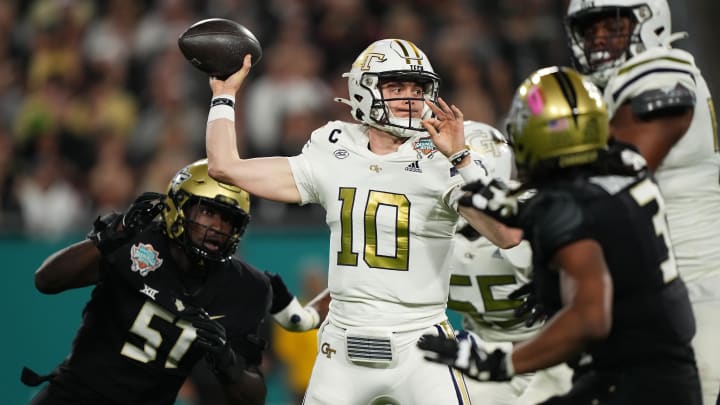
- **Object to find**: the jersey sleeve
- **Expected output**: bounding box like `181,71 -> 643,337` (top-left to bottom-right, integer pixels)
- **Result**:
287,124 -> 338,205
604,48 -> 699,117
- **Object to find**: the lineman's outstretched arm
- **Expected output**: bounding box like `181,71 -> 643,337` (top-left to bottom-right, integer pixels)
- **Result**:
34,240 -> 100,294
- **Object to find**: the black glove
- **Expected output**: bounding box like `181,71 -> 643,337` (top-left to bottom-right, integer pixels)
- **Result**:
179,308 -> 243,383
508,282 -> 547,327
459,178 -> 520,226
87,192 -> 165,256
418,331 -> 513,382
121,191 -> 165,231
266,272 -> 294,314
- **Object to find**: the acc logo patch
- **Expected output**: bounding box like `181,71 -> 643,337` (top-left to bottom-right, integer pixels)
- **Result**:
334,149 -> 350,159
130,243 -> 164,277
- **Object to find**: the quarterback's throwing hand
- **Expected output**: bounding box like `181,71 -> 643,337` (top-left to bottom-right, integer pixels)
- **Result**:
209,54 -> 253,96
417,331 -> 514,382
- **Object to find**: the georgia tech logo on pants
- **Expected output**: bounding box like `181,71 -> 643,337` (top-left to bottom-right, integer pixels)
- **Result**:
321,342 -> 336,359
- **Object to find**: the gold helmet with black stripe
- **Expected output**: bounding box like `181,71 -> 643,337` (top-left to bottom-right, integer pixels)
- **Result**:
162,159 -> 250,263
506,66 -> 609,181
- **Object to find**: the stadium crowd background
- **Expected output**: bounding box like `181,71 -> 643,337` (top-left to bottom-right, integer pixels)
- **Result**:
0,0 -> 716,237
0,0 -> 716,404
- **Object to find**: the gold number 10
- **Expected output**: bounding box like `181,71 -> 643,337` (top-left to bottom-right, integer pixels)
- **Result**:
337,188 -> 411,271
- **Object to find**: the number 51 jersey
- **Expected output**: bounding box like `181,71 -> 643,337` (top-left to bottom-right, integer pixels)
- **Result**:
289,121 -> 478,331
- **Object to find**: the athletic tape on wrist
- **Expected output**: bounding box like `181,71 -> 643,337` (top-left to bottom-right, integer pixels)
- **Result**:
272,297 -> 319,331
208,95 -> 236,123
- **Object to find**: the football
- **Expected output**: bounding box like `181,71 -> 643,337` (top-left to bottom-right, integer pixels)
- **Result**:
178,18 -> 262,79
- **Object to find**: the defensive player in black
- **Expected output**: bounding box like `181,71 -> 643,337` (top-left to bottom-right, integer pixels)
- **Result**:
418,66 -> 701,404
23,159 -> 326,405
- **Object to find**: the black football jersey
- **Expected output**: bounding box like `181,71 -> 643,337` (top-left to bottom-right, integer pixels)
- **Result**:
51,227 -> 272,404
519,170 -> 696,370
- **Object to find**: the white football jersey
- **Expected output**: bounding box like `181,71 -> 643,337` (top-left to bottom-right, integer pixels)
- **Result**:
289,121 -> 480,331
605,47 -> 720,285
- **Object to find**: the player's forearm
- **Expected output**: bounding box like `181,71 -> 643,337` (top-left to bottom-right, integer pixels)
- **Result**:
459,206 -> 522,249
206,119 -> 242,185
510,271 -> 612,374
35,240 -> 101,294
510,305 -> 598,374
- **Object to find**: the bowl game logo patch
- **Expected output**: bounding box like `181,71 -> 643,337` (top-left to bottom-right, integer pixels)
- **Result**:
412,137 -> 437,159
130,243 -> 164,276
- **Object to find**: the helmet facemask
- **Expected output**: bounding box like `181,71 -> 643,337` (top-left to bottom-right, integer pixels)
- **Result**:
566,0 -> 676,87
371,71 -> 438,137
566,7 -> 639,87
178,198 -> 249,263
163,159 -> 252,265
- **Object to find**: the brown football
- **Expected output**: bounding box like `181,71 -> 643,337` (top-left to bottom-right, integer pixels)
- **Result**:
178,18 -> 262,79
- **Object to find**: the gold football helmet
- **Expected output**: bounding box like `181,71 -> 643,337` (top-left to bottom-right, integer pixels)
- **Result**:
162,159 -> 251,262
506,66 -> 609,181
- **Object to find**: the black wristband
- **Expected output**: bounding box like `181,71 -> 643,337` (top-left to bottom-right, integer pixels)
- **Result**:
449,149 -> 470,166
211,97 -> 235,108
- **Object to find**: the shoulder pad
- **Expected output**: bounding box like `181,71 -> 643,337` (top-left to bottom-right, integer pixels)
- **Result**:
308,120 -> 368,148
605,48 -> 698,116
630,83 -> 696,118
